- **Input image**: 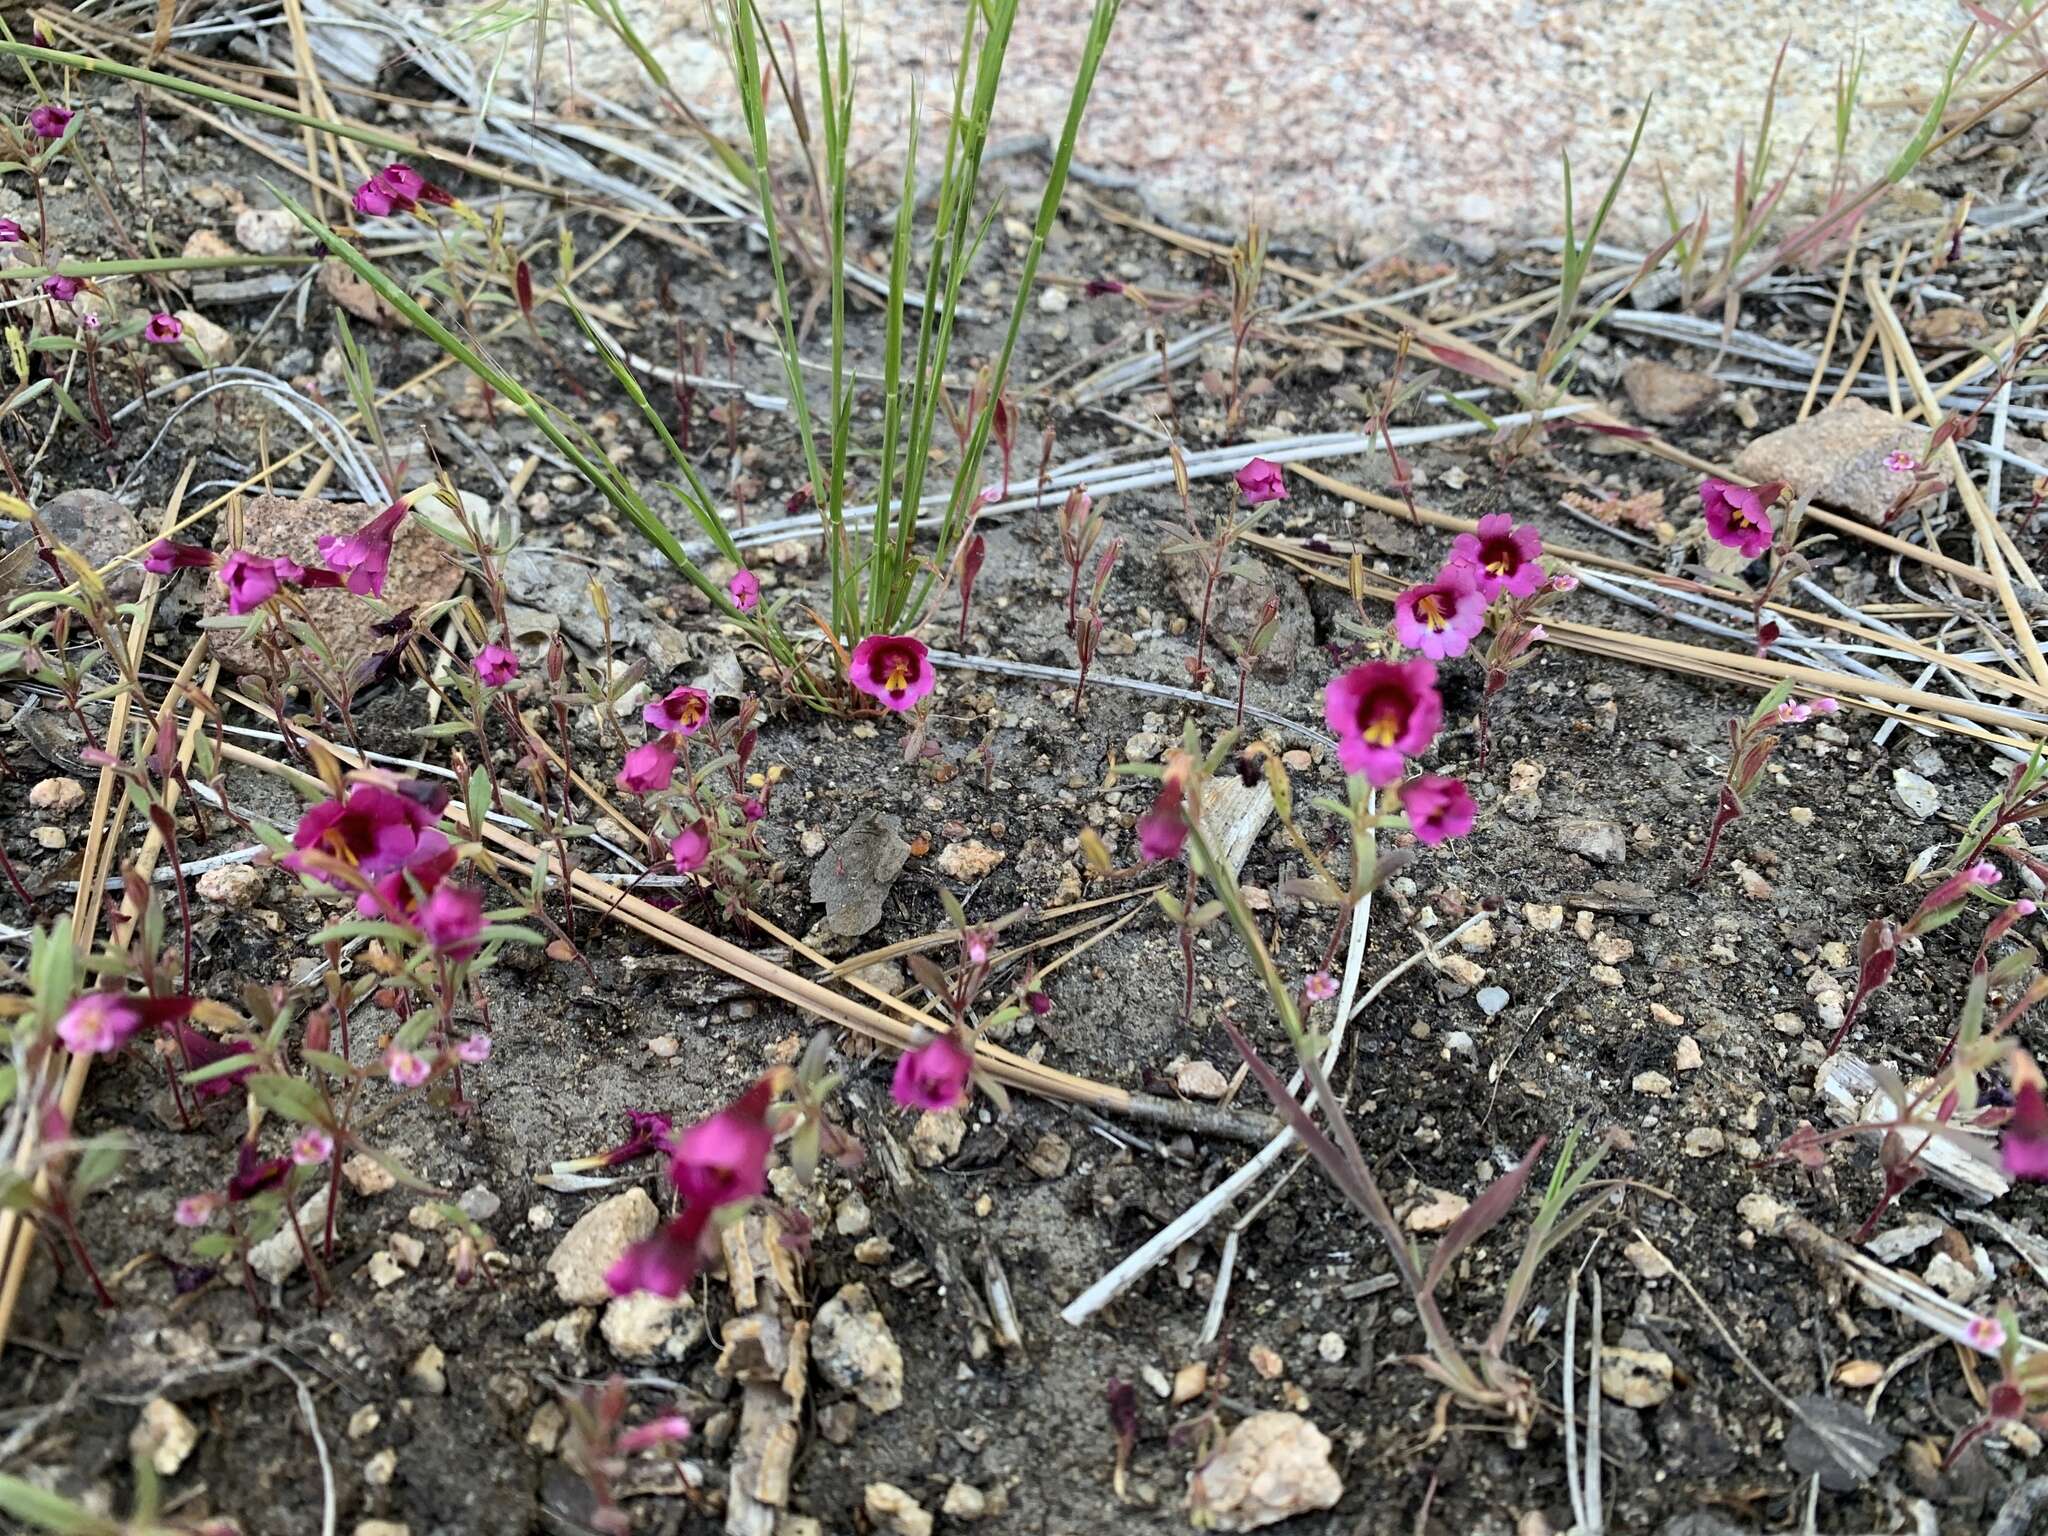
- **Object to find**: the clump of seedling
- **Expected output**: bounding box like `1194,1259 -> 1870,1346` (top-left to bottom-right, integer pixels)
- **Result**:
1693,680 -> 1838,885
1164,452 -> 1286,692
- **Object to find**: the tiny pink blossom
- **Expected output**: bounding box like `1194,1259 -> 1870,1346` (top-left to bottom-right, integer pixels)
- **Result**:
1304,972 -> 1337,1002
1965,1314 -> 2008,1354
643,685 -> 710,736
1813,697 -> 1839,713
0,218 -> 23,244
56,992 -> 145,1056
473,644 -> 519,689
671,820 -> 711,874
1400,774 -> 1477,846
728,568 -> 761,612
387,1047 -> 431,1087
1137,783 -> 1190,862
42,274 -> 80,302
175,1193 -> 221,1228
892,1034 -> 973,1111
143,312 -> 184,345
2019,900 -> 2039,917
291,1128 -> 334,1166
1969,862 -> 2002,886
617,1416 -> 693,1455
219,550 -> 282,614
1700,479 -> 1780,561
1447,514 -> 1546,601
617,739 -> 678,796
2007,1074 -> 2048,1180
1549,572 -> 1578,593
1233,457 -> 1288,505
1392,565 -> 1487,660
144,538 -> 215,575
1885,450 -> 1919,475
848,634 -> 935,711
457,1034 -> 493,1064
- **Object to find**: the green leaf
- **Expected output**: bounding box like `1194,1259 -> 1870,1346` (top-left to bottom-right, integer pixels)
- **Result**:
302,1050 -> 358,1079
0,1474 -> 120,1534
246,1073 -> 327,1124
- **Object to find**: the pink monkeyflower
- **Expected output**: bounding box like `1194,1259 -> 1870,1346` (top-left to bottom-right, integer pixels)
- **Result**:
728,568 -> 761,612
892,1034 -> 973,1112
143,538 -> 215,576
1965,1314 -> 2008,1354
387,1047 -> 431,1088
644,685 -> 710,736
57,991 -> 146,1056
456,1034 -> 493,1064
287,780 -> 451,884
27,104 -> 72,139
175,1193 -> 221,1228
43,274 -> 80,302
741,797 -> 766,823
616,739 -> 678,796
848,634 -> 936,712
1137,780 -> 1190,863
1325,659 -> 1444,786
1885,450 -> 1919,475
963,930 -> 993,967
219,550 -> 283,614
1549,572 -> 1579,593
473,643 -> 519,689
1970,861 -> 2003,887
0,219 -> 23,244
169,1022 -> 254,1100
1234,457 -> 1288,506
227,1140 -> 291,1202
606,1206 -> 713,1298
379,164 -> 427,202
617,1416 -> 693,1455
1813,697 -> 1840,713
600,1110 -> 674,1168
143,312 -> 184,345
417,882 -> 484,959
1393,565 -> 1488,660
1448,514 -> 1547,602
1700,479 -> 1781,560
2005,1055 -> 2048,1180
315,500 -> 406,597
291,1128 -> 334,1167
1400,774 -> 1477,846
352,179 -> 401,218
1304,972 -> 1337,1003
669,1078 -> 776,1207
672,820 -> 711,874
355,844 -> 456,921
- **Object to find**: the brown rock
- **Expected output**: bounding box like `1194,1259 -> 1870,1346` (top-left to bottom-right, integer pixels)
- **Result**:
321,258 -> 399,325
1732,398 -> 1931,524
7,489 -> 147,600
200,495 -> 463,679
1188,1411 -> 1343,1531
1911,307 -> 1988,348
1622,359 -> 1719,425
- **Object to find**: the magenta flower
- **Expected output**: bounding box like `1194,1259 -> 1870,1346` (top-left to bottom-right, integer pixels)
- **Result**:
456,1034 -> 493,1064
418,882 -> 484,959
143,312 -> 184,345
27,104 -> 72,140
1448,514 -> 1546,601
1326,659 -> 1443,786
169,1022 -> 254,1100
601,1109 -> 675,1167
1137,781 -> 1190,863
616,739 -> 678,796
616,1416 -> 693,1455
288,781 -> 450,886
315,500 -> 406,597
473,643 -> 519,689
848,634 -> 935,712
891,1034 -> 973,1112
605,1206 -> 713,1299
43,274 -> 80,302
227,1141 -> 291,1202
669,1079 -> 776,1207
2005,1059 -> 2048,1180
1392,564 -> 1487,660
352,180 -> 401,218
1700,479 -> 1780,560
219,550 -> 282,614
387,1047 -> 431,1088
291,1128 -> 334,1167
1966,1314 -> 2008,1354
1304,972 -> 1336,1003
1885,450 -> 1919,475
355,844 -> 456,921
56,992 -> 146,1056
643,685 -> 710,736
1234,457 -> 1288,506
1400,774 -> 1477,846
728,568 -> 760,612
0,219 -> 22,244
672,820 -> 711,874
143,538 -> 215,576
380,164 -> 427,202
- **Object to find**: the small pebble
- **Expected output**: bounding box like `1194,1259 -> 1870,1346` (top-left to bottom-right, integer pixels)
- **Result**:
28,776 -> 85,813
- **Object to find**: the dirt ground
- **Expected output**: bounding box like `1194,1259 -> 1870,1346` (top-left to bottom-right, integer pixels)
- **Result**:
4,22 -> 2048,1536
